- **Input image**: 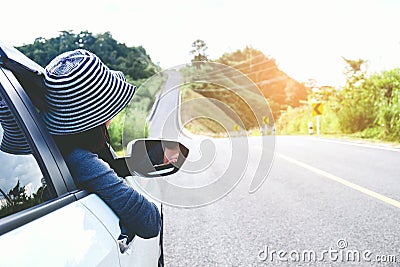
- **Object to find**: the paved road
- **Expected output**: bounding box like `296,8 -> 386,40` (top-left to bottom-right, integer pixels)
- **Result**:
150,71 -> 400,266
148,70 -> 182,140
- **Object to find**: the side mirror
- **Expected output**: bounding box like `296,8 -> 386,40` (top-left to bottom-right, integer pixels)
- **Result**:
113,139 -> 189,178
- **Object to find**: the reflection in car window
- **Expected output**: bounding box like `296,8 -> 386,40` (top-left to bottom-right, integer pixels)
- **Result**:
0,97 -> 50,219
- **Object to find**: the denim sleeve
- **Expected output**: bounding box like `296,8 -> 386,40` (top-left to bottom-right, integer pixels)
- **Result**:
65,148 -> 161,239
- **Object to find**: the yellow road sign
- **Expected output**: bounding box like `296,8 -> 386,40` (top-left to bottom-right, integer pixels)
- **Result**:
312,103 -> 323,116
262,116 -> 270,125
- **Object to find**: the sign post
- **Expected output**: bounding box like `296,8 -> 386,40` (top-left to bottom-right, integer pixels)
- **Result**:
262,116 -> 269,135
316,116 -> 320,136
233,124 -> 241,137
311,103 -> 323,136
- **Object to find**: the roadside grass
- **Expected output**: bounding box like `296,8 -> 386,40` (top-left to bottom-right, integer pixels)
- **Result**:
180,87 -> 236,137
276,103 -> 400,146
109,73 -> 167,155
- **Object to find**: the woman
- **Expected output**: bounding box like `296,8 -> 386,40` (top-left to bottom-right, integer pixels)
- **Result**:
41,49 -> 160,239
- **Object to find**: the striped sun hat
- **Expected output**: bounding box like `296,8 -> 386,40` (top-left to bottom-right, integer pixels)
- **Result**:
0,97 -> 31,155
42,49 -> 136,135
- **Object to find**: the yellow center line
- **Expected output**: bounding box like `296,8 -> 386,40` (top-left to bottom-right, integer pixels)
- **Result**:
277,153 -> 400,209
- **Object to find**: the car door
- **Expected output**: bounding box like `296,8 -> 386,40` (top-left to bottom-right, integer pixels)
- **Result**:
118,177 -> 162,267
0,63 -> 122,266
0,41 -> 164,266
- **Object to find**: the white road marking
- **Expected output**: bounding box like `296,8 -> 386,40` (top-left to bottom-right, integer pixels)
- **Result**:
277,153 -> 400,209
314,137 -> 400,152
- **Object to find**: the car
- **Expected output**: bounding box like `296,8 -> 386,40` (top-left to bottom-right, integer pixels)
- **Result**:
0,41 -> 187,266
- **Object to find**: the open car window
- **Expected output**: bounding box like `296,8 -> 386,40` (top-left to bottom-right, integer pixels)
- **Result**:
0,94 -> 54,220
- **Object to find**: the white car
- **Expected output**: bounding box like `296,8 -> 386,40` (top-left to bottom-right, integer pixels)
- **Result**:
0,41 -> 188,266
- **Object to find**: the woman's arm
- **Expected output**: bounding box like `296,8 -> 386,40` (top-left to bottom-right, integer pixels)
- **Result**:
65,148 -> 161,239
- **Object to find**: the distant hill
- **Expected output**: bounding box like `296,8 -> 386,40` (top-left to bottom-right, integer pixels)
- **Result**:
180,47 -> 307,135
16,30 -> 160,81
217,47 -> 307,120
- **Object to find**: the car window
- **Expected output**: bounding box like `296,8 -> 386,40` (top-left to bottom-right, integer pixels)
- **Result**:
0,96 -> 52,219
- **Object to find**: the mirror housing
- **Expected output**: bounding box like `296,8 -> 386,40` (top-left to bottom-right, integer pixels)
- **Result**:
112,139 -> 189,178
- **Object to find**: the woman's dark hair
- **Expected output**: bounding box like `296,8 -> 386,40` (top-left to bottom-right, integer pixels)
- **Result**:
53,124 -> 110,156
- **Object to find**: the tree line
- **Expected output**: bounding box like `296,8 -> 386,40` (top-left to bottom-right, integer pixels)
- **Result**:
16,30 -> 160,80
0,180 -> 47,219
278,58 -> 400,141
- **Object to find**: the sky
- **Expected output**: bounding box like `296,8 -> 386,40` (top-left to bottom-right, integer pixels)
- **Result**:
2,0 -> 400,86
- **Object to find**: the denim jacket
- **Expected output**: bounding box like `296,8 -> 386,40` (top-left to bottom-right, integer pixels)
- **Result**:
64,148 -> 161,239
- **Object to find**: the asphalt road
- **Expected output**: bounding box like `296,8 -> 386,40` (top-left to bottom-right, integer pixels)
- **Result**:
149,71 -> 400,266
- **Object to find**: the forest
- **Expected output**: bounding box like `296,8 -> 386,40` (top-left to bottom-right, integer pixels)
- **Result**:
17,30 -> 160,80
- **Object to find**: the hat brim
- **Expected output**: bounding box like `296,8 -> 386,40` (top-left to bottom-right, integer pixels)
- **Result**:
0,98 -> 31,155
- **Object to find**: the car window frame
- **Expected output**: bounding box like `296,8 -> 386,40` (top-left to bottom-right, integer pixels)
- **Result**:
0,66 -> 86,235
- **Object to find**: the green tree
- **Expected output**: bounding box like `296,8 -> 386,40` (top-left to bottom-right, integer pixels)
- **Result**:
190,39 -> 208,68
0,180 -> 47,219
364,69 -> 400,140
334,58 -> 375,133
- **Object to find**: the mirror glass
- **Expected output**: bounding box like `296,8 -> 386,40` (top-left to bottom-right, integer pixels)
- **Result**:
122,139 -> 189,178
